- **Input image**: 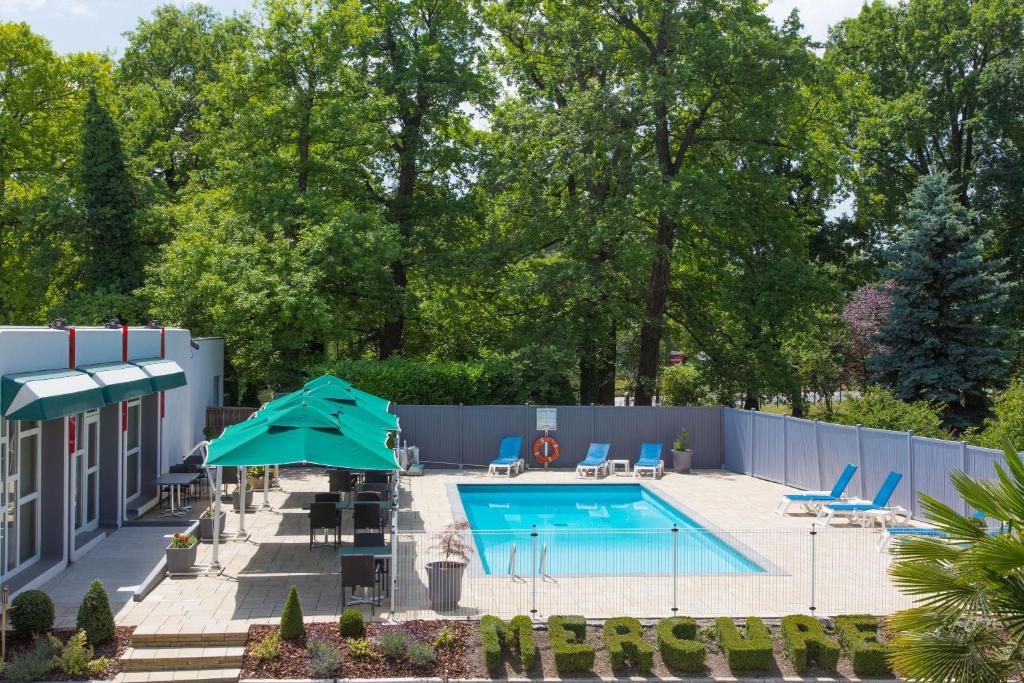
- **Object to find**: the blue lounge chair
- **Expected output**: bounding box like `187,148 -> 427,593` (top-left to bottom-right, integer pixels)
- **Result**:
487,436 -> 524,477
633,442 -> 664,479
815,471 -> 904,527
774,464 -> 857,515
877,511 -> 993,552
576,443 -> 611,478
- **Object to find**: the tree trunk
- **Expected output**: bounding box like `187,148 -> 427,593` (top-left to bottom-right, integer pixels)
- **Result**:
595,327 -> 617,405
634,211 -> 675,405
379,259 -> 408,359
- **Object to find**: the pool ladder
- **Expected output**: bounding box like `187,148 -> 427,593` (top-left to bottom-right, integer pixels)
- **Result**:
508,542 -> 553,582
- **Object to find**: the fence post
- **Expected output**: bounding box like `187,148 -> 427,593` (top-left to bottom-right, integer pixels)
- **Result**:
907,431 -> 916,519
814,419 -> 824,489
855,424 -> 866,499
531,525 -> 538,619
809,527 -> 817,615
671,525 -> 679,615
782,415 -> 789,486
748,409 -> 756,475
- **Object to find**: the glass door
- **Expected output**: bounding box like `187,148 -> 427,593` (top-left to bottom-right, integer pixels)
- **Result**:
125,401 -> 141,503
72,412 -> 100,535
7,421 -> 40,573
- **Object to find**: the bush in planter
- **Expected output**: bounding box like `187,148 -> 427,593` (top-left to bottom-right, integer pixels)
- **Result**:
252,631 -> 280,662
780,615 -> 839,673
480,614 -> 536,672
673,430 -> 689,452
715,617 -> 773,672
280,586 -> 305,641
347,638 -> 374,658
6,637 -> 58,683
378,631 -> 407,659
77,580 -> 115,645
548,615 -> 594,674
408,640 -> 436,669
656,617 -> 705,672
339,608 -> 365,637
834,615 -> 890,675
603,616 -> 654,672
10,590 -> 54,637
53,630 -> 94,677
307,638 -> 342,678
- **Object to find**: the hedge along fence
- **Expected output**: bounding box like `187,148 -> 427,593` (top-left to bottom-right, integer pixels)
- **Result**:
715,617 -> 773,672
723,407 -> 1009,519
548,616 -> 595,674
780,615 -> 840,674
834,615 -> 891,676
480,614 -> 535,672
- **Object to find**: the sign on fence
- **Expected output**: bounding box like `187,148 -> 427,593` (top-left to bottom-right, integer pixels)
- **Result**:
536,407 -> 557,431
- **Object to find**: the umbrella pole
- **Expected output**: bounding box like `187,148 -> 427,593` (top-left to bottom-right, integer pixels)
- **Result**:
205,466 -> 222,575
259,464 -> 271,511
235,466 -> 248,540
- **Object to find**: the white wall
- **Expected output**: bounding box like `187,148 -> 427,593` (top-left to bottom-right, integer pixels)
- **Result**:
163,332 -> 224,465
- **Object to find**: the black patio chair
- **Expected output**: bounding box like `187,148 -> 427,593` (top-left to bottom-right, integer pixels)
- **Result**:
340,554 -> 379,614
363,471 -> 389,485
315,493 -> 341,503
328,469 -> 354,496
353,502 -> 383,534
354,532 -> 389,593
169,463 -> 199,502
309,502 -> 341,549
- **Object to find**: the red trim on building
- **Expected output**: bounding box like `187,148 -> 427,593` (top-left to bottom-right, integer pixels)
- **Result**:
69,328 -> 76,368
121,325 -> 128,362
68,415 -> 76,455
122,402 -> 128,432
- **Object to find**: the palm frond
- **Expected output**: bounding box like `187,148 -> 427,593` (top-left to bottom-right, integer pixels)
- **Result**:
888,626 -> 1011,683
918,493 -> 988,541
890,558 -> 989,616
966,532 -> 1024,574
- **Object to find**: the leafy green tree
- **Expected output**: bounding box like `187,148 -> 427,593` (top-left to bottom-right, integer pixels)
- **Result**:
81,89 -> 140,292
830,387 -> 947,439
870,172 -> 1009,431
887,440 -> 1024,682
973,378 -> 1024,450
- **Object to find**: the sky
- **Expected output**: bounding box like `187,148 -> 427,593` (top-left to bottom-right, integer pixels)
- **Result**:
1,0 -> 873,55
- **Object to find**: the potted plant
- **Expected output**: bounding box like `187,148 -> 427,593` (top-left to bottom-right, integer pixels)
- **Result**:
198,506 -> 226,542
247,465 -> 275,489
202,425 -> 217,441
166,532 -> 198,574
671,429 -> 693,473
233,484 -> 254,512
425,521 -> 473,611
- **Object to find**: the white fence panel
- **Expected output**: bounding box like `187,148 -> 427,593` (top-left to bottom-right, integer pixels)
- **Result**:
752,412 -> 785,483
784,417 -> 819,490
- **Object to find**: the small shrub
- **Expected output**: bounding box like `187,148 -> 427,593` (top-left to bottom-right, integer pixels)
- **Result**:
434,625 -> 458,649
53,630 -> 94,677
347,638 -> 375,658
603,617 -> 654,672
548,615 -> 595,674
511,615 -> 537,670
834,615 -> 890,675
252,631 -> 280,662
307,638 -> 342,678
481,615 -> 535,672
86,657 -> 112,676
11,590 -> 55,637
378,631 -> 408,659
279,586 -> 305,641
339,608 -> 365,637
780,615 -> 839,673
657,617 -> 706,672
76,580 -> 115,645
407,640 -> 436,669
6,637 -> 58,683
716,617 -> 773,672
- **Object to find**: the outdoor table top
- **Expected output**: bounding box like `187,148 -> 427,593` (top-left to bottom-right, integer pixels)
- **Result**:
302,500 -> 394,511
338,544 -> 392,558
152,472 -> 200,486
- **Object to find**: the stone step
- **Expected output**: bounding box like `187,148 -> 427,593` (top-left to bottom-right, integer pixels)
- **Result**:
116,667 -> 241,683
130,630 -> 249,647
120,645 -> 245,671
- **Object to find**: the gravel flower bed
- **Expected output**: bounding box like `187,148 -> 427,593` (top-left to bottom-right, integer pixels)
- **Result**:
0,625 -> 133,681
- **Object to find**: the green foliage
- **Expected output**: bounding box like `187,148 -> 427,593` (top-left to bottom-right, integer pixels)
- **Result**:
433,626 -> 458,649
662,365 -> 712,407
834,615 -> 890,675
52,630 -> 94,678
973,378 -> 1024,449
316,357 -> 574,405
602,617 -> 653,672
347,638 -> 374,658
406,641 -> 436,669
831,387 -> 948,439
673,430 -> 688,452
656,617 -> 706,672
480,614 -> 535,672
252,631 -> 280,662
378,631 -> 407,659
306,638 -> 342,678
6,637 -> 58,683
870,172 -> 1010,432
11,590 -> 54,637
338,608 -> 364,637
547,616 -> 594,674
715,617 -> 773,672
76,580 -> 115,645
279,586 -> 305,641
779,615 -> 839,673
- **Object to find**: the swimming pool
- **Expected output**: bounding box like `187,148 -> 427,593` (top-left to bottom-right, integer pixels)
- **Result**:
456,483 -> 764,576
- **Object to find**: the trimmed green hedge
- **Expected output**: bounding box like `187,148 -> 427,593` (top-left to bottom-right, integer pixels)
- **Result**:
480,614 -> 536,672
656,617 -> 705,672
834,615 -> 890,675
603,617 -> 653,672
339,608 -> 364,637
313,357 -> 575,405
548,615 -> 595,674
780,615 -> 839,673
715,617 -> 773,672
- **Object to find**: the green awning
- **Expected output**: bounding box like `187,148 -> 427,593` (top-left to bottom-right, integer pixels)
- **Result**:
132,358 -> 187,391
79,362 -> 154,403
1,369 -> 106,421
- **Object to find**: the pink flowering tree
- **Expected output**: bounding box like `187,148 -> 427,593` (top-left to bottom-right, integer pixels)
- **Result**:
842,282 -> 894,384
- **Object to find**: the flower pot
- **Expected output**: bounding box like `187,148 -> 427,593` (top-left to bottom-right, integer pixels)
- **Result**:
198,511 -> 226,541
166,541 -> 198,574
425,561 -> 466,611
671,449 -> 693,473
233,486 -> 254,512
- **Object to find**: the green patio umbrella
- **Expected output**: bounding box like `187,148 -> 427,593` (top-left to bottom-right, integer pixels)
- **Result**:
205,402 -> 398,470
305,375 -> 392,415
268,388 -> 398,431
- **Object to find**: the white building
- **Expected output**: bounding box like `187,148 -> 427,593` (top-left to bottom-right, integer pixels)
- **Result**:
0,324 -> 223,592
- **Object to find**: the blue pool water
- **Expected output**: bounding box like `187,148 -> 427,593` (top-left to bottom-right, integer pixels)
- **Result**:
457,484 -> 764,576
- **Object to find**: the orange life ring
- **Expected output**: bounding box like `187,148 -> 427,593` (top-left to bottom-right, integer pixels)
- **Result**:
533,436 -> 560,464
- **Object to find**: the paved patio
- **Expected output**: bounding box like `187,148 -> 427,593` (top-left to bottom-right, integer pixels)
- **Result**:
74,466 -> 917,636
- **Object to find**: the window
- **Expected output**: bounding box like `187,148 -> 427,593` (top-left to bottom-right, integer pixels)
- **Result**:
4,421 -> 40,574
125,402 -> 141,500
212,376 -> 222,407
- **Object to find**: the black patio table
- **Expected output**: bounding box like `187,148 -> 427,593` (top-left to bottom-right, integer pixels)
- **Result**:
152,471 -> 200,517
